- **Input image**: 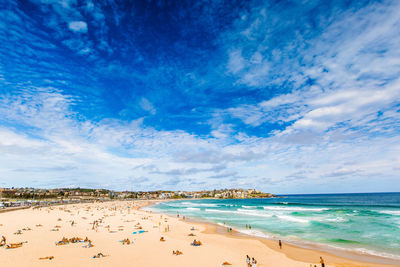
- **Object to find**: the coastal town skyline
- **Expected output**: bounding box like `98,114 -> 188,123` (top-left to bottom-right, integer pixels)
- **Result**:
1,0 -> 400,194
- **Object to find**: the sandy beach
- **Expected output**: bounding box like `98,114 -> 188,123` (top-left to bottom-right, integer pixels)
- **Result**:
0,200 -> 398,267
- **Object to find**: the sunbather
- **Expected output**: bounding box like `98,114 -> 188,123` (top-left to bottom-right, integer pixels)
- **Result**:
83,241 -> 94,248
172,250 -> 183,255
93,252 -> 107,258
6,242 -> 23,249
39,256 -> 54,260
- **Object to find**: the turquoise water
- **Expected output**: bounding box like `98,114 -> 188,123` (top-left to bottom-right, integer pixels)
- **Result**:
147,193 -> 400,260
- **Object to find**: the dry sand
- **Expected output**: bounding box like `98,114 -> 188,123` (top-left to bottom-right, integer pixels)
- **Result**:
0,200 -> 398,267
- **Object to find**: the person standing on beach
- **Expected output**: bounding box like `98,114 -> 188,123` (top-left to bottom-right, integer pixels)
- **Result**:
246,255 -> 250,267
279,240 -> 282,249
320,257 -> 325,267
0,235 -> 6,246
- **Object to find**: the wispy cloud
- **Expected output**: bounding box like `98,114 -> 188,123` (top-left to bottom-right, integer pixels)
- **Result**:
68,21 -> 88,33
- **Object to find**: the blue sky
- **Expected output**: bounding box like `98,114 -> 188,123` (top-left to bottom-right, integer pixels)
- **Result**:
0,0 -> 399,193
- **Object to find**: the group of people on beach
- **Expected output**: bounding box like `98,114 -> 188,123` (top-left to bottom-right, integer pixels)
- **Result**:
246,255 -> 257,267
191,239 -> 202,246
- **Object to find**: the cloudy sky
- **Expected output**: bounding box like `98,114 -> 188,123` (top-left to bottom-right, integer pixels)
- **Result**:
0,0 -> 399,193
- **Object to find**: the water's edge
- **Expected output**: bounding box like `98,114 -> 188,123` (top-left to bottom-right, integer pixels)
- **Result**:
144,196 -> 400,266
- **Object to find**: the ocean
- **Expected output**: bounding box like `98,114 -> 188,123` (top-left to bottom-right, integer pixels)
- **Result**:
146,192 -> 400,261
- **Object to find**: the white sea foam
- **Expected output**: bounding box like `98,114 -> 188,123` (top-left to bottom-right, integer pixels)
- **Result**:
276,215 -> 310,224
179,202 -> 219,208
205,208 -> 273,218
205,209 -> 232,213
323,217 -> 348,222
375,210 -> 400,216
236,209 -> 273,218
241,205 -> 265,209
263,206 -> 328,212
186,207 -> 200,211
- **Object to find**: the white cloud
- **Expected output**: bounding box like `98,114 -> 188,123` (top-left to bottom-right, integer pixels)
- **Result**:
227,49 -> 245,74
68,21 -> 87,32
139,97 -> 156,115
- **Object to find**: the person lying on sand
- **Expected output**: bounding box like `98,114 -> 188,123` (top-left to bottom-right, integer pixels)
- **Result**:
39,256 -> 54,260
188,233 -> 195,236
6,242 -> 24,249
70,237 -> 82,243
93,253 -> 108,258
222,262 -> 232,266
14,230 -> 22,235
160,237 -> 165,242
172,250 -> 183,255
56,237 -> 69,245
83,241 -> 94,248
36,224 -> 43,227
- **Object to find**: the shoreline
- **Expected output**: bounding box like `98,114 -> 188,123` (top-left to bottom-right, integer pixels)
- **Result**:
144,200 -> 400,266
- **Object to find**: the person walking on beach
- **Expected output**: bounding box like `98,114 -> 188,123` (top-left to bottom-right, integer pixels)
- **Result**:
251,257 -> 257,267
279,239 -> 282,249
320,256 -> 325,267
246,255 -> 250,267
